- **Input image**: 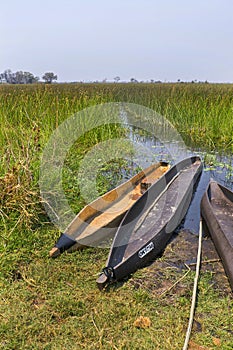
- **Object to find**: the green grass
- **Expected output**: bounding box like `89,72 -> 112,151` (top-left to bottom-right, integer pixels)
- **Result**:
0,237 -> 232,349
0,83 -> 233,154
0,83 -> 233,349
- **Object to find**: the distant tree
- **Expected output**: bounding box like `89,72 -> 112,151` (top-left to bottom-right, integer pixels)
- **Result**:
23,72 -> 39,84
14,71 -> 39,84
14,71 -> 24,84
114,76 -> 120,83
130,78 -> 138,83
0,69 -> 39,84
2,69 -> 14,83
0,73 -> 4,83
42,72 -> 57,84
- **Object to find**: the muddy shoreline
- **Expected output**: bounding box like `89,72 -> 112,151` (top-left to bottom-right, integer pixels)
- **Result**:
130,229 -> 232,297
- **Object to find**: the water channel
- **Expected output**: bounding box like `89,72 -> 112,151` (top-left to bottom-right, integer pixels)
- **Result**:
119,106 -> 233,235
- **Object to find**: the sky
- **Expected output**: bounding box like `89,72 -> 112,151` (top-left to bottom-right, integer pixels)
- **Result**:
1,0 -> 233,82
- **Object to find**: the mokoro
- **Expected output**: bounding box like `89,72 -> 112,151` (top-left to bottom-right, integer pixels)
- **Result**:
49,161 -> 169,257
201,181 -> 233,290
96,156 -> 203,290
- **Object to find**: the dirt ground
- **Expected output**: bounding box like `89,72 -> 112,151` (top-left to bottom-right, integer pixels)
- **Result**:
130,229 -> 232,298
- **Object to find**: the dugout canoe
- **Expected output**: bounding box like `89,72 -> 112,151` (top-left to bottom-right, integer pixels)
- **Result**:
96,156 -> 203,290
201,181 -> 233,290
49,161 -> 169,257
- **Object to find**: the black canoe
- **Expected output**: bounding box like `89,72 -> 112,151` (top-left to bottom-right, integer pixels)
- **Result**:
96,156 -> 203,289
201,181 -> 233,290
49,162 -> 169,257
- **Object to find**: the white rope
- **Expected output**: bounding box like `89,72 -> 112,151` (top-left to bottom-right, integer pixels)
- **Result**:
182,219 -> 203,350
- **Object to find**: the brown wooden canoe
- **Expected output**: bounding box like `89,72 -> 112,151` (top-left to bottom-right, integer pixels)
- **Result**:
201,180 -> 233,290
49,161 -> 169,257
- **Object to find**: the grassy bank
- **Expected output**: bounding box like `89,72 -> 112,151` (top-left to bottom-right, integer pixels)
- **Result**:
0,83 -> 232,349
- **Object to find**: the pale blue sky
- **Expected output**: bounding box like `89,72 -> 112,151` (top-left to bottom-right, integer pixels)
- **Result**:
1,0 -> 233,82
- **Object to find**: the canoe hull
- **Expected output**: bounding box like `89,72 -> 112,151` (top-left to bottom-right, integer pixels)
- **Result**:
50,161 -> 169,257
97,156 -> 203,289
201,181 -> 233,290
114,161 -> 201,282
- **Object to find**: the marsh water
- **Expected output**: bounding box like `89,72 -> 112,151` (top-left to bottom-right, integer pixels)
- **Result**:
119,109 -> 233,235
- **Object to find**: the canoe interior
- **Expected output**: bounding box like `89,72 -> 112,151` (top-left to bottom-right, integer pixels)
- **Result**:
65,162 -> 169,244
107,157 -> 202,267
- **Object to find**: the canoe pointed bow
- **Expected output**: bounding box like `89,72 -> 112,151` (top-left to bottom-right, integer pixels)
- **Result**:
96,266 -> 115,290
49,233 -> 76,258
49,247 -> 61,258
96,273 -> 109,291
